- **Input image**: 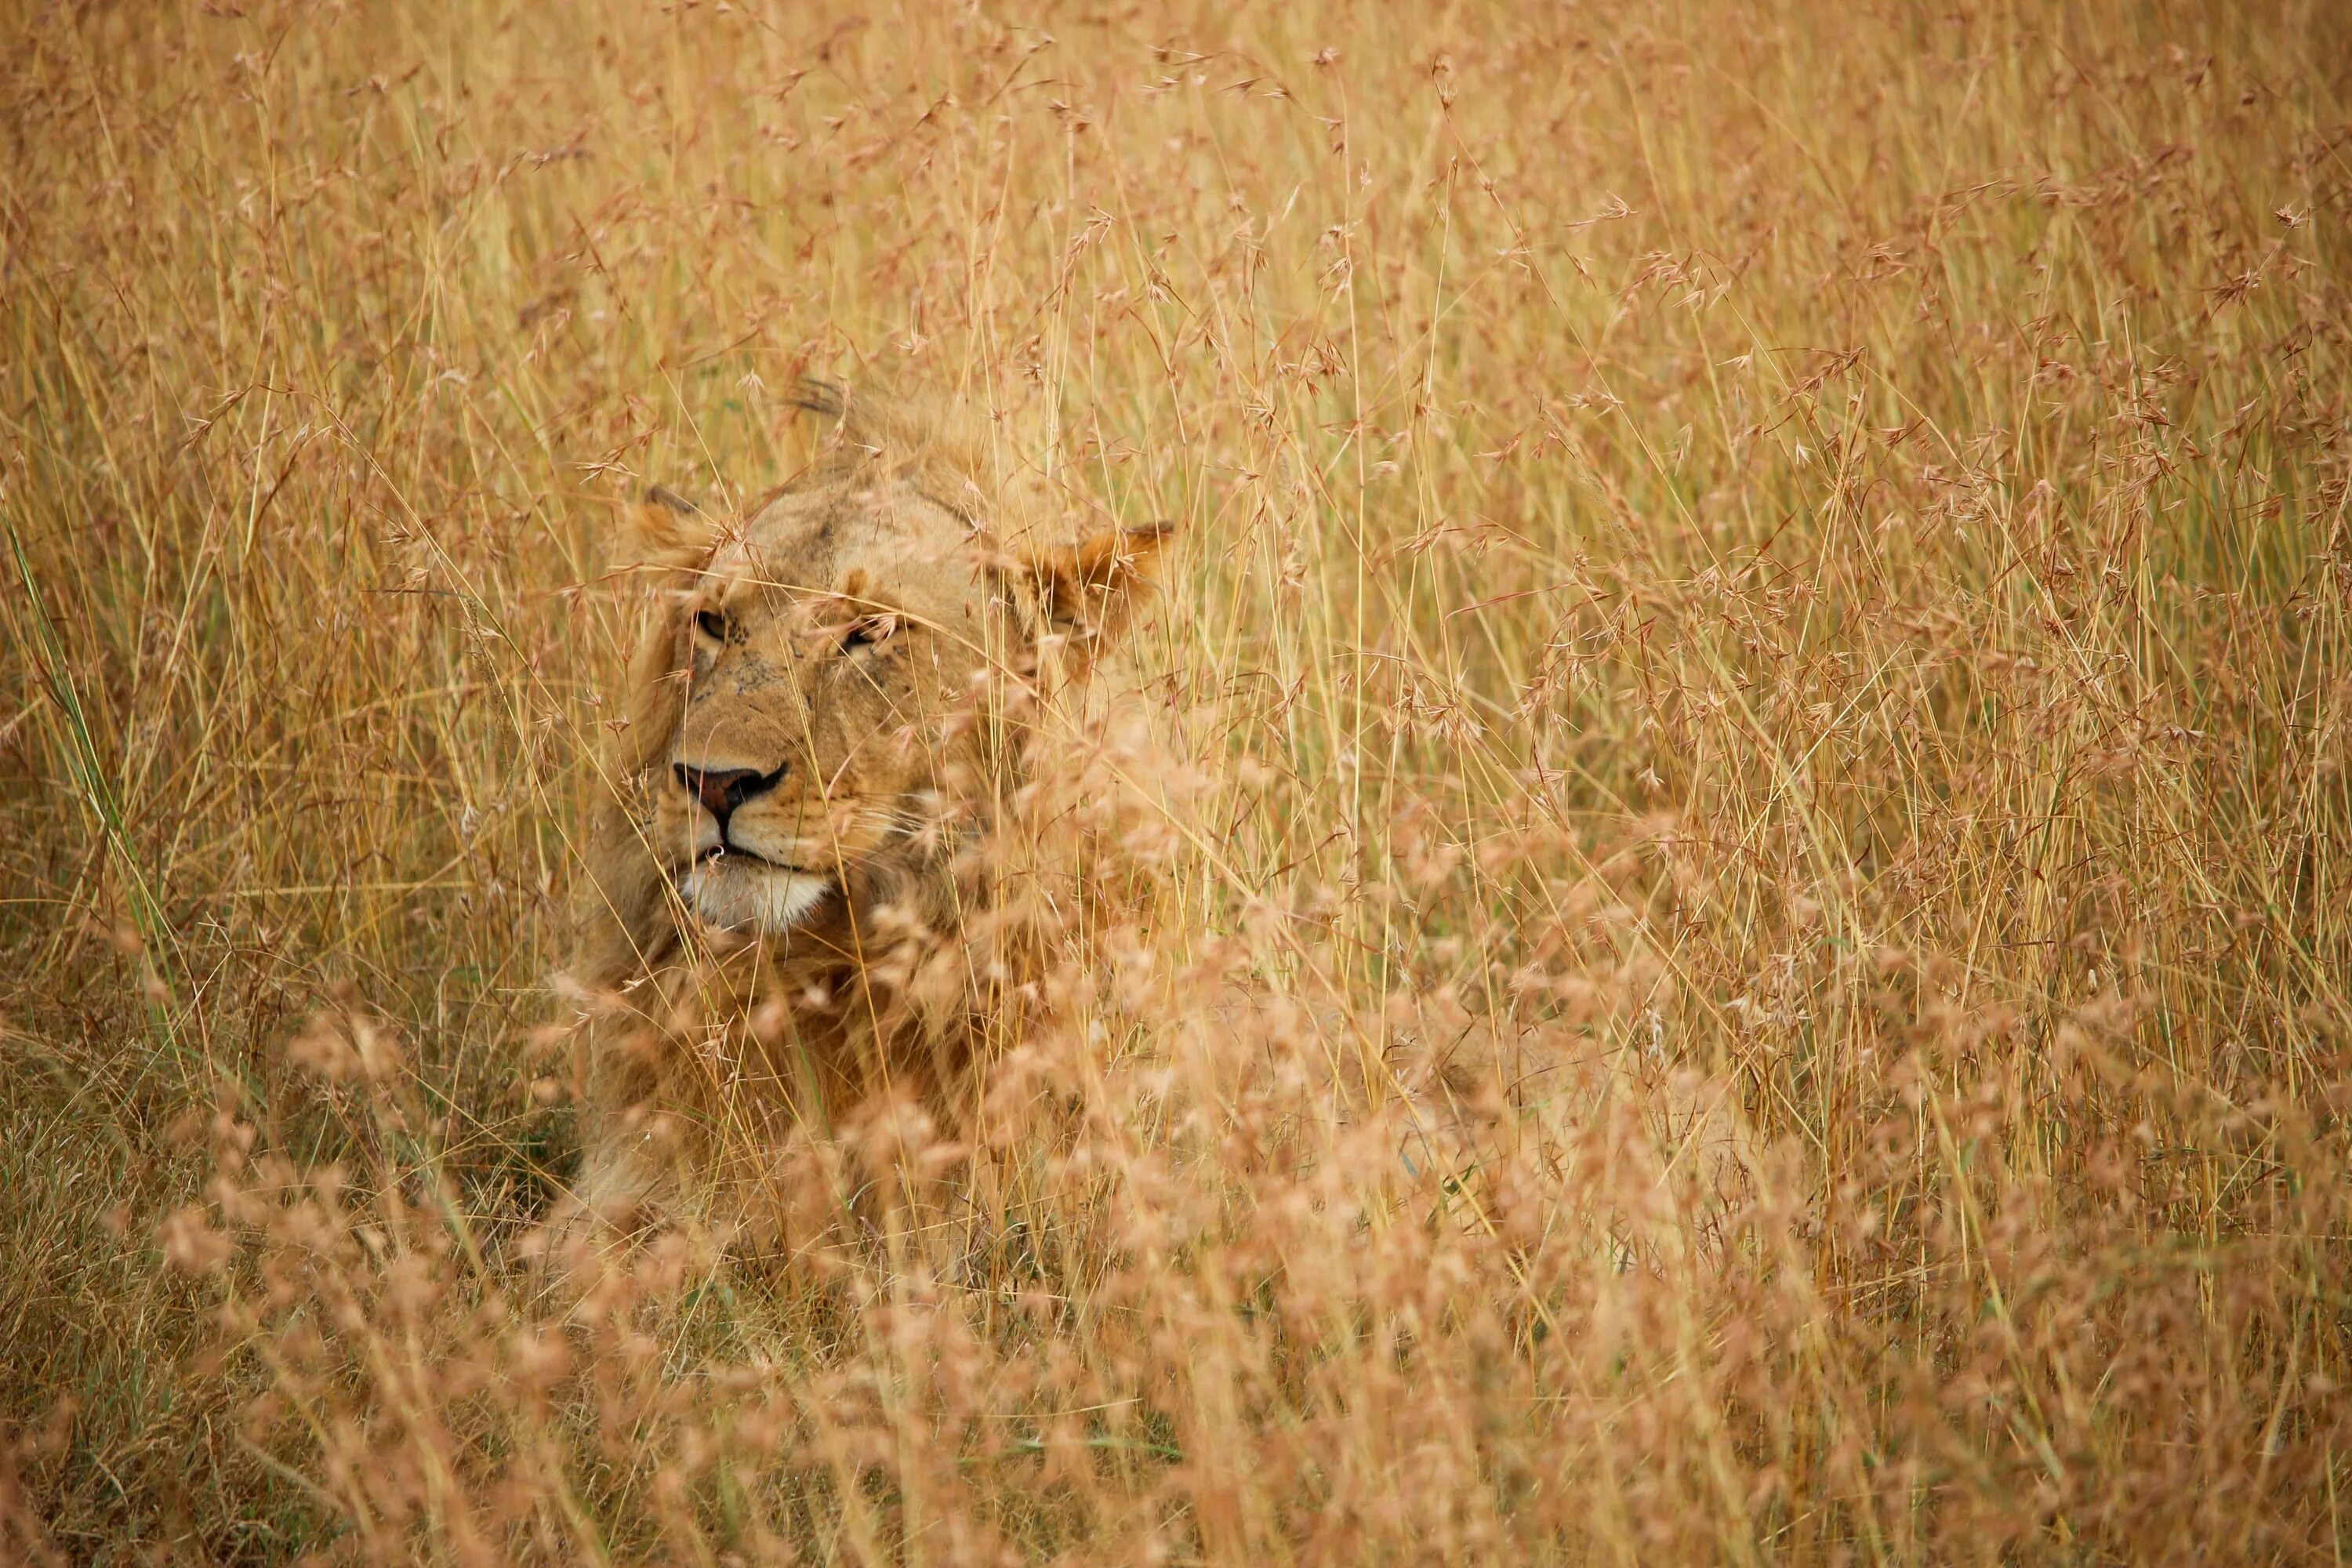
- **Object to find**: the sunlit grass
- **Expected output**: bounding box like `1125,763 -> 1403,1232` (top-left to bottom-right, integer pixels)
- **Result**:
2,1 -> 2348,1561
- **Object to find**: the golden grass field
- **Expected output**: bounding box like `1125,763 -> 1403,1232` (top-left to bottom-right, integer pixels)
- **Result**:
4,0 -> 2350,1560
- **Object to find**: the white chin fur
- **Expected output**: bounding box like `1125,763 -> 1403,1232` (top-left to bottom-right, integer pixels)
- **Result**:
680,862 -> 832,935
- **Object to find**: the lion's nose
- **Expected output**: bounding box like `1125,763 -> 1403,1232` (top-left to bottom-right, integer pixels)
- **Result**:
674,762 -> 785,829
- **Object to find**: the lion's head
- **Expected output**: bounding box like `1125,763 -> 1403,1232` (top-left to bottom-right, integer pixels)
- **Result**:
590,386 -> 1167,967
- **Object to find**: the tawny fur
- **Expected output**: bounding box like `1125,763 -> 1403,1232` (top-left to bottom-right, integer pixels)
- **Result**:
561,383 -> 1166,1243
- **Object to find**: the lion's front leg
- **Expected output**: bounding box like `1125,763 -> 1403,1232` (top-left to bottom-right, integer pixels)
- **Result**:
546,1018 -> 713,1257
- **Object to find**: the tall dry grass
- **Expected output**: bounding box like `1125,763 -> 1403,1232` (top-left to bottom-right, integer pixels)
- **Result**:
3,0 -> 2349,1561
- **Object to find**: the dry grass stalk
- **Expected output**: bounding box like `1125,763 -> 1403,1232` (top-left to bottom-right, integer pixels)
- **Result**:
2,2 -> 2348,1562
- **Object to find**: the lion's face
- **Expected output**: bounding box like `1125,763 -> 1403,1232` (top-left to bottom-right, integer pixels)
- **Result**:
601,394 -> 1167,953
653,474 -> 1000,937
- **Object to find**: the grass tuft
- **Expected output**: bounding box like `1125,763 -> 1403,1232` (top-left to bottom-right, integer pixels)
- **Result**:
3,2 -> 2350,1562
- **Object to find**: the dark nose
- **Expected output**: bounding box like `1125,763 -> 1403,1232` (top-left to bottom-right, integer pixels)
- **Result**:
674,762 -> 786,830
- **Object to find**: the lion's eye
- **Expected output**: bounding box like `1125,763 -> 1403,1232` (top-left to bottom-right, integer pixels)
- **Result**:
695,609 -> 730,642
841,612 -> 897,652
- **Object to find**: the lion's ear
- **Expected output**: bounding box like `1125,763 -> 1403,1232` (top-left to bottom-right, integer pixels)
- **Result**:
620,486 -> 720,570
1020,521 -> 1174,655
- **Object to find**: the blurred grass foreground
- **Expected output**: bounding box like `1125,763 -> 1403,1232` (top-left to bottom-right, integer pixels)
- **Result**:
4,1 -> 2351,1561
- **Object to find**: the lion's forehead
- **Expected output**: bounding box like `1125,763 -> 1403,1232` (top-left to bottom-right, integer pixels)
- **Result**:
719,481 -> 982,610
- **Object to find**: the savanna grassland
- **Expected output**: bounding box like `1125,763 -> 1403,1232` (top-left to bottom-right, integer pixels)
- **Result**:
4,1 -> 2350,1561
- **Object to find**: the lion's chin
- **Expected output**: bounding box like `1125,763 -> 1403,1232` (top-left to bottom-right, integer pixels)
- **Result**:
677,860 -> 833,936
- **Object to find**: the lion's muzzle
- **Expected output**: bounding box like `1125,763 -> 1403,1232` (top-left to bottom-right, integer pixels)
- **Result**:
673,760 -> 787,845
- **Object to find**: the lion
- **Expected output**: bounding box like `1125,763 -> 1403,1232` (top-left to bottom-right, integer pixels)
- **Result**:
560,383 -> 1169,1245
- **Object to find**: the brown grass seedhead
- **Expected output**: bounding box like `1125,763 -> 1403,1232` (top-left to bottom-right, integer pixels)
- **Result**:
4,1 -> 2351,1563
